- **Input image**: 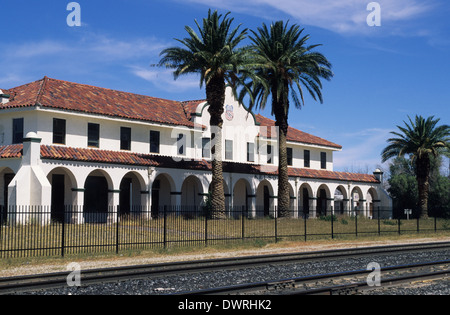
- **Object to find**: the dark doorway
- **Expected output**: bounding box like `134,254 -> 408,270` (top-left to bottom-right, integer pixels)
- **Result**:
51,174 -> 65,222
317,189 -> 327,216
84,176 -> 108,223
302,188 -> 310,218
263,186 -> 270,217
2,173 -> 14,222
151,191 -> 160,218
119,177 -> 132,216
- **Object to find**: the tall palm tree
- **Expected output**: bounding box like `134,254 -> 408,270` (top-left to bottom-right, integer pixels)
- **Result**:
158,10 -> 248,218
381,115 -> 450,218
238,21 -> 333,217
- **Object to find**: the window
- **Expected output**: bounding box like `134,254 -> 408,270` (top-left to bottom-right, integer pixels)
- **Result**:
150,130 -> 160,153
120,127 -> 131,150
225,140 -> 233,160
267,144 -> 273,164
53,118 -> 66,144
202,137 -> 211,158
177,133 -> 186,156
12,118 -> 24,144
304,150 -> 310,168
87,123 -> 100,148
287,147 -> 293,166
247,142 -> 255,162
321,152 -> 327,169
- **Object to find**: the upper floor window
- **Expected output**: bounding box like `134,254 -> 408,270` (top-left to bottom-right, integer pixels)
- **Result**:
87,123 -> 100,148
177,133 -> 186,156
53,118 -> 66,144
12,118 -> 24,144
267,144 -> 273,164
225,140 -> 233,160
150,130 -> 160,154
287,147 -> 293,166
304,150 -> 310,168
202,137 -> 211,158
120,127 -> 131,150
247,142 -> 255,162
321,152 -> 327,169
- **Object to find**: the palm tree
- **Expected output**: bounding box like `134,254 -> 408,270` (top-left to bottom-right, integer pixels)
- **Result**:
158,10 -> 248,218
381,115 -> 450,218
238,21 -> 333,217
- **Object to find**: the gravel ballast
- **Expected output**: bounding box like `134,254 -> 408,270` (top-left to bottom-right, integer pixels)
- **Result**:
18,247 -> 450,295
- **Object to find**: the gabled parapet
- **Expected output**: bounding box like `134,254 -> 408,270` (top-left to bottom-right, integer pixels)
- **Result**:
7,132 -> 51,225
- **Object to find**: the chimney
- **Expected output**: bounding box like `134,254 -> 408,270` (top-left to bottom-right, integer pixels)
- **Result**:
22,132 -> 42,166
0,90 -> 10,104
373,168 -> 384,183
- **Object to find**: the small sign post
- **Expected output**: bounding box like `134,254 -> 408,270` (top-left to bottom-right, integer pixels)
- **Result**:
404,209 -> 412,220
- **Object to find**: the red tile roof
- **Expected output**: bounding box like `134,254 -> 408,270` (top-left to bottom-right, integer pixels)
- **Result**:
255,114 -> 342,149
3,77 -> 196,128
0,144 -> 23,159
39,145 -> 377,183
4,77 -> 341,149
0,144 -> 377,183
181,100 -> 206,119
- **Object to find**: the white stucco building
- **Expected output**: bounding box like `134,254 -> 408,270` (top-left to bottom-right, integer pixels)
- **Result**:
0,77 -> 391,223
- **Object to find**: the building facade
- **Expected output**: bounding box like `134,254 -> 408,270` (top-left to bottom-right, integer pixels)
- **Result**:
0,77 -> 391,223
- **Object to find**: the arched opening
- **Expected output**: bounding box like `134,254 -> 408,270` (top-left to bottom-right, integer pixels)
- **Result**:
0,167 -> 16,223
256,180 -> 274,217
317,184 -> 331,217
299,183 -> 313,218
233,178 -> 252,212
84,170 -> 112,223
334,185 -> 347,215
151,173 -> 175,218
119,172 -> 146,217
181,175 -> 203,210
47,167 -> 77,222
366,188 -> 378,218
351,186 -> 364,213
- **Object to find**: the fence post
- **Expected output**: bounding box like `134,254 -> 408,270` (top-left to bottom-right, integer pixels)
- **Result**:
205,206 -> 208,247
417,214 -> 420,233
274,206 -> 278,243
398,215 -> 401,235
355,209 -> 358,238
241,206 -> 245,242
304,212 -> 307,242
163,206 -> 167,249
116,206 -> 120,254
331,206 -> 334,239
378,207 -> 381,236
61,205 -> 66,257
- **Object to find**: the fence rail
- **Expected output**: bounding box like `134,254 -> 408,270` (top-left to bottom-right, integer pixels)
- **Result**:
0,206 -> 449,258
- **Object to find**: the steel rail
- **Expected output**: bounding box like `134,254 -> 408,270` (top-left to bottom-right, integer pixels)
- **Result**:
179,260 -> 450,295
1,241 -> 449,294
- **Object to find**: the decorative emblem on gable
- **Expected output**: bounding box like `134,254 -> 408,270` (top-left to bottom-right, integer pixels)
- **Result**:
225,105 -> 234,121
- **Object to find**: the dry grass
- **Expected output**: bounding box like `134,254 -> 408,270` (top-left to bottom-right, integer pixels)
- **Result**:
1,214 -> 449,258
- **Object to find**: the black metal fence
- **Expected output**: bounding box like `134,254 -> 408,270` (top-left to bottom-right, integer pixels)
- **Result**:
0,205 -> 449,258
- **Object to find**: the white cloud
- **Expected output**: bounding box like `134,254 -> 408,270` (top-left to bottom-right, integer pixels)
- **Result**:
333,128 -> 391,172
130,66 -> 200,93
178,0 -> 435,35
0,33 -> 169,88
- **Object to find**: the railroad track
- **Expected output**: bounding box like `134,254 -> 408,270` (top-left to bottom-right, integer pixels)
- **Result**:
1,241 -> 449,295
179,260 -> 450,295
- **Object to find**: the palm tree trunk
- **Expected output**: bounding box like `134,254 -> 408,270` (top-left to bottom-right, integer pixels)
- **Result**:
273,94 -> 290,218
206,75 -> 226,219
416,156 -> 430,219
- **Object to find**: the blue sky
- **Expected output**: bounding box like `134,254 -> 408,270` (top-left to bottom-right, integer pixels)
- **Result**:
1,0 -> 449,173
